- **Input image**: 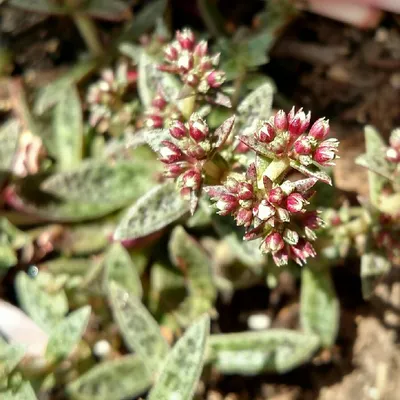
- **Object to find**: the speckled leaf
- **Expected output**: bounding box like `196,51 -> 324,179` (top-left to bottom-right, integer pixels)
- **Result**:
148,315 -> 210,400
109,282 -> 169,374
237,82 -> 274,134
361,253 -> 391,300
53,86 -> 83,171
0,344 -> 25,376
290,160 -> 332,185
208,330 -> 320,374
46,306 -> 91,363
0,245 -> 17,269
41,258 -> 92,276
84,0 -> 130,21
41,159 -> 154,206
300,267 -> 339,347
67,355 -> 151,400
169,226 -> 216,309
15,272 -> 68,333
3,381 -> 38,400
0,119 -> 20,171
239,134 -> 275,158
8,0 -> 65,14
138,51 -> 180,107
34,60 -> 97,114
114,182 -> 190,241
103,243 -> 143,298
213,115 -> 236,152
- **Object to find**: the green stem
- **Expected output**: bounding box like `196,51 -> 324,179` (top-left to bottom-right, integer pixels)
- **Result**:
73,14 -> 103,57
263,157 -> 291,183
180,95 -> 196,120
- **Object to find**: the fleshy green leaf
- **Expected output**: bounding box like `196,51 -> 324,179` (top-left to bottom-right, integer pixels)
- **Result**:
0,344 -> 25,375
41,159 -> 155,206
197,0 -> 227,37
117,0 -> 167,44
208,329 -> 320,374
300,267 -> 339,347
34,60 -> 97,115
361,253 -> 391,300
103,243 -> 143,298
109,283 -> 170,374
8,0 -> 65,14
138,51 -> 180,108
237,82 -> 274,134
0,245 -> 17,269
46,306 -> 91,363
3,381 -> 38,400
169,226 -> 216,320
114,182 -> 190,241
53,86 -> 83,171
84,0 -> 130,21
67,355 -> 152,400
15,272 -> 68,332
0,119 -> 20,171
148,315 -> 210,400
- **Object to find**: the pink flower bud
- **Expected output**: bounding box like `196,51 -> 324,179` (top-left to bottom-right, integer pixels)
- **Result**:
267,187 -> 284,205
146,114 -> 164,128
309,118 -> 330,140
127,69 -> 138,84
152,94 -> 167,110
216,194 -> 238,215
386,148 -> 400,163
235,141 -> 250,153
165,163 -> 185,178
294,137 -> 313,155
186,144 -> 207,160
313,140 -> 339,166
288,108 -> 311,137
225,176 -> 239,193
164,44 -> 179,61
283,229 -> 299,245
194,40 -> 208,58
199,57 -> 213,72
303,211 -> 322,230
238,182 -> 253,200
181,169 -> 201,189
236,208 -> 253,227
189,117 -> 209,142
185,73 -> 200,87
206,70 -> 225,88
272,249 -> 289,266
170,120 -> 187,139
286,193 -> 306,213
177,54 -> 194,72
274,110 -> 288,131
159,141 -> 183,163
176,29 -> 195,50
255,200 -> 275,221
256,122 -> 275,143
291,240 -> 316,265
263,232 -> 285,253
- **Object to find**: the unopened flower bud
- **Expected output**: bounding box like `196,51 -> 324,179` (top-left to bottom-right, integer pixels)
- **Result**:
181,169 -> 201,189
286,193 -> 306,213
164,44 -> 179,61
194,40 -> 208,57
165,163 -> 185,178
389,128 -> 400,150
152,94 -> 167,109
256,122 -> 275,143
186,144 -> 207,159
189,117 -> 209,142
216,194 -> 238,215
267,187 -> 284,205
127,69 -> 138,84
170,120 -> 187,139
185,73 -> 200,87
225,176 -> 239,193
236,208 -> 253,227
294,137 -> 313,155
386,148 -> 400,163
313,140 -> 339,166
146,114 -> 164,128
283,229 -> 299,245
176,29 -> 195,50
309,118 -> 330,140
159,141 -> 182,163
274,110 -> 288,131
288,108 -> 311,137
263,232 -> 285,253
206,70 -> 225,88
177,53 -> 194,72
238,182 -> 253,200
255,200 -> 275,221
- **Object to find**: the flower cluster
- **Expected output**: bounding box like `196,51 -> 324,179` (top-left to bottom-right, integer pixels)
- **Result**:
246,107 -> 339,168
385,128 -> 400,164
159,29 -> 225,94
205,108 -> 340,266
144,90 -> 182,129
86,60 -> 138,135
157,114 -> 235,212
